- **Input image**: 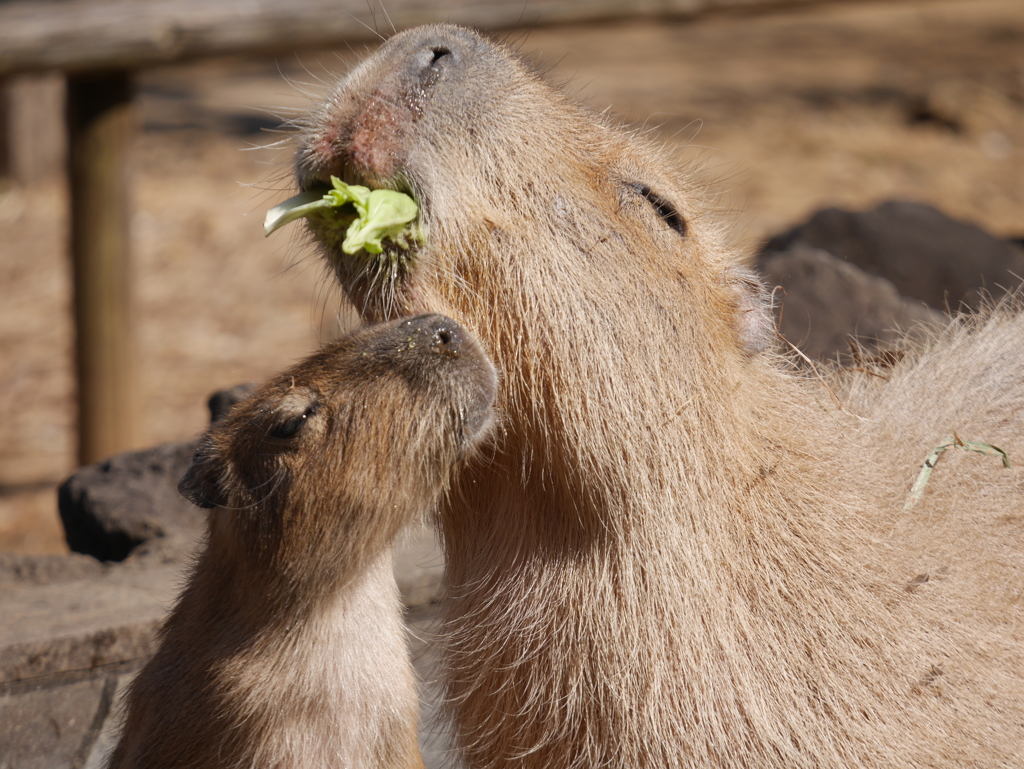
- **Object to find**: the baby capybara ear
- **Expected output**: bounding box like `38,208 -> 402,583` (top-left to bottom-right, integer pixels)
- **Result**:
178,437 -> 227,510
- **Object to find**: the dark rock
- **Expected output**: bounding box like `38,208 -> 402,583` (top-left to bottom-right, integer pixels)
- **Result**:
54,384 -> 256,564
57,441 -> 200,562
764,200 -> 1024,312
756,245 -> 946,360
207,382 -> 256,424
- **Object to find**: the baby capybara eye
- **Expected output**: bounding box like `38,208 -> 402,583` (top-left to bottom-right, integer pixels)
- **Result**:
269,402 -> 319,440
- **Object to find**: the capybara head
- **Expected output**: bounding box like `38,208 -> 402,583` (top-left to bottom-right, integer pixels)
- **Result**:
178,314 -> 496,589
296,24 -> 773,368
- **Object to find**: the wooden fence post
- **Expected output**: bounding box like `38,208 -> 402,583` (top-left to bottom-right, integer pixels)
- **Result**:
66,71 -> 140,466
0,81 -> 9,179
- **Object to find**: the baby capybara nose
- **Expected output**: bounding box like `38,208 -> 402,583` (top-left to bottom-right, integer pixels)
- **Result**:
399,314 -> 467,358
394,314 -> 498,442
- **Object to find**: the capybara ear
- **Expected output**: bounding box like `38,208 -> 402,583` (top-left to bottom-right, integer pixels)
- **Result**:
726,268 -> 775,355
178,438 -> 227,509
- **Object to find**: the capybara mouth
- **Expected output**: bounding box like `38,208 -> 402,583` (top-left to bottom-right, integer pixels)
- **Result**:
295,170 -> 425,320
283,176 -> 422,257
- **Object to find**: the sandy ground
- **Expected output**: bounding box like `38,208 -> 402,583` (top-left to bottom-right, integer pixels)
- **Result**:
1,0 -> 1022,553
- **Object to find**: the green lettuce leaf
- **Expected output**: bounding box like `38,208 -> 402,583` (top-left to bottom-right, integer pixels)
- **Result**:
263,190 -> 336,236
264,177 -> 418,255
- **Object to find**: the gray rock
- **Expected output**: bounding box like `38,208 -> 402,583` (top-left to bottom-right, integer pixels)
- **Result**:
55,384 -> 257,564
0,561 -> 182,767
0,677 -> 112,769
0,564 -> 179,684
81,674 -> 134,769
764,200 -> 1024,312
57,441 -> 201,563
757,245 -> 946,360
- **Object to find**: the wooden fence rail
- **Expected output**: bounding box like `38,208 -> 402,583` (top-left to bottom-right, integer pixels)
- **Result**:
2,0 -> 826,77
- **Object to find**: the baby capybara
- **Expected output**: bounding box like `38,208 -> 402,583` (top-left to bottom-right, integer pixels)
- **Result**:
106,315 -> 496,769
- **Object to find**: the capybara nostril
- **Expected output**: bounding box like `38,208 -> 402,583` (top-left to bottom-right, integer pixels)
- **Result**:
400,314 -> 463,353
429,320 -> 465,358
433,327 -> 455,351
416,46 -> 452,89
399,24 -> 478,66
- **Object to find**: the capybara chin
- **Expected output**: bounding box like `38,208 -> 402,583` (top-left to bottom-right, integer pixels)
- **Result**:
104,315 -> 497,769
295,24 -> 1024,769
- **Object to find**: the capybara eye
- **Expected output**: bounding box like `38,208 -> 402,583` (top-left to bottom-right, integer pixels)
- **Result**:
628,182 -> 688,237
270,402 -> 319,440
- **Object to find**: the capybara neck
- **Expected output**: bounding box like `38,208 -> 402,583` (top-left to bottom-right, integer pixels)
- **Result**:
298,24 -> 1024,769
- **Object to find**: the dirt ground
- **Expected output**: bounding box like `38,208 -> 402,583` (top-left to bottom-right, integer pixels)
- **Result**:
1,0 -> 1022,553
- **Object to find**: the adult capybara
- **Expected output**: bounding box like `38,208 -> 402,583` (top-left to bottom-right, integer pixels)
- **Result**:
289,25 -> 1024,768
105,315 -> 497,769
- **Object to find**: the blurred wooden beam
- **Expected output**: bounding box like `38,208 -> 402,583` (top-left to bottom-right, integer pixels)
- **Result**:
66,71 -> 140,465
0,82 -> 9,179
0,0 -> 838,77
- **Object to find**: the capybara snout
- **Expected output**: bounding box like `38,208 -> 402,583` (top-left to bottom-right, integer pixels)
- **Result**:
372,314 -> 498,444
299,25 -> 495,188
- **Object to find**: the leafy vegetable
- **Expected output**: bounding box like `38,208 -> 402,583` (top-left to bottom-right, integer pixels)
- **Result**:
264,176 -> 418,254
263,190 -> 337,235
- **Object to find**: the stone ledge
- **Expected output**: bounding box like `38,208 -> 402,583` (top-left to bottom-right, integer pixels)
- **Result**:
0,564 -> 180,684
0,661 -> 144,769
0,529 -> 446,768
0,525 -> 443,687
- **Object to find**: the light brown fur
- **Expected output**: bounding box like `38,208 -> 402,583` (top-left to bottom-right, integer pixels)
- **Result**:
105,315 -> 496,769
295,26 -> 1024,768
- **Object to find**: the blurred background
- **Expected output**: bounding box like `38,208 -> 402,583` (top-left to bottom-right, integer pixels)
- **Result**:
1,0 -> 1022,553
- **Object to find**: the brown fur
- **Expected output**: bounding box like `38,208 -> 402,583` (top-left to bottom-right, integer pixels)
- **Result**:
295,26 -> 1024,768
105,315 -> 496,769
